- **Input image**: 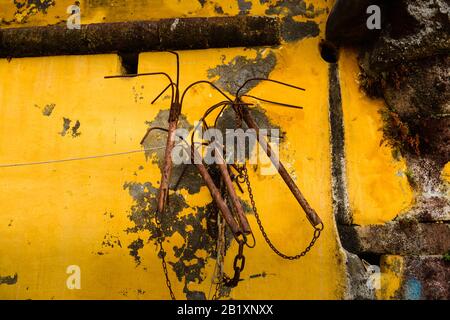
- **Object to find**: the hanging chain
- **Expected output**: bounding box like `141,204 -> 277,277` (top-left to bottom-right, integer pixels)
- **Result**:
154,210 -> 176,300
211,191 -> 226,300
221,238 -> 246,288
214,180 -> 247,291
239,154 -> 323,260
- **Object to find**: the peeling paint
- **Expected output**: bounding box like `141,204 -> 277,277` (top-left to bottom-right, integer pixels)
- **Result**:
207,50 -> 277,95
214,4 -> 224,14
237,0 -> 252,15
59,117 -> 71,136
125,93 -> 285,299
264,0 -> 322,42
59,117 -> 81,138
124,180 -> 227,299
197,0 -> 207,7
0,273 -> 18,285
42,103 -> 55,116
128,238 -> 144,265
281,19 -> 320,42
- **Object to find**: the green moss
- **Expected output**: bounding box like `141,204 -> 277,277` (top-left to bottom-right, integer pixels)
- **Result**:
443,251 -> 450,263
378,108 -> 420,157
404,170 -> 417,189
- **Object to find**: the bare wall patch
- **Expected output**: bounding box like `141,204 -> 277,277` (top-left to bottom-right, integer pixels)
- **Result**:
0,273 -> 18,285
263,0 -> 323,42
207,50 -> 277,95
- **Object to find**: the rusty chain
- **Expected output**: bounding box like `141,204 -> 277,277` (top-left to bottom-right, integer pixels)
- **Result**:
239,164 -> 323,260
212,180 -> 247,296
221,238 -> 246,288
154,209 -> 176,300
211,184 -> 226,300
232,102 -> 323,260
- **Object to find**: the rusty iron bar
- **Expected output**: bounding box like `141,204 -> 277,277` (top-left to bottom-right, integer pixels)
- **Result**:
214,146 -> 252,235
234,100 -> 323,228
233,78 -> 322,228
0,16 -> 280,58
190,99 -> 253,235
186,100 -> 252,235
189,145 -> 243,237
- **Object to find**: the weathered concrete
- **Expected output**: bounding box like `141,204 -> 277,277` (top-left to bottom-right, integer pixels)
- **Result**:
357,0 -> 450,224
361,0 -> 450,74
341,221 -> 450,255
325,0 -> 385,45
382,255 -> 450,300
401,256 -> 450,300
344,251 -> 377,300
0,16 -> 281,58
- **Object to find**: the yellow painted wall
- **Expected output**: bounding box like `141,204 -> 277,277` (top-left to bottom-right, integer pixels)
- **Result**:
1,0 -> 438,300
339,49 -> 414,225
0,0 -> 350,299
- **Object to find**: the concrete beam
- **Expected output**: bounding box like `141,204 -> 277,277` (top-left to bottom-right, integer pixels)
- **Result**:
0,16 -> 281,58
341,221 -> 450,255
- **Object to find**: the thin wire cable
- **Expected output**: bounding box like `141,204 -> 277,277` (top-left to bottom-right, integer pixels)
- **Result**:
0,145 -> 169,168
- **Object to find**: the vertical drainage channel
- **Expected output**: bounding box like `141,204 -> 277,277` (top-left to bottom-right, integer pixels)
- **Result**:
328,63 -> 352,227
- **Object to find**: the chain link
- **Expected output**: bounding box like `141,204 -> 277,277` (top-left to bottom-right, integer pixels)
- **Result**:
211,194 -> 226,300
240,164 -> 323,260
155,211 -> 176,300
222,239 -> 246,288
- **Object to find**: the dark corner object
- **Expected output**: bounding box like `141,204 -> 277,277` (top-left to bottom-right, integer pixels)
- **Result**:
0,16 -> 281,58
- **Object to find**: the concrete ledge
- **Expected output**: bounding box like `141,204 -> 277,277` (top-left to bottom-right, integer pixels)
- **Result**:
341,221 -> 450,255
0,16 -> 281,58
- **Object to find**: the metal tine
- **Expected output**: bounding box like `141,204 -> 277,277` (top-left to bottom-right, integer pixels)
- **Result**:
152,83 -> 177,105
181,80 -> 233,105
236,77 -> 306,110
236,77 -> 306,98
240,94 -> 303,109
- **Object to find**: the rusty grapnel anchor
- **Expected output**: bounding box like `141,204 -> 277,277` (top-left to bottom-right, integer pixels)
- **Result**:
105,53 -> 324,299
230,78 -> 324,261
187,78 -> 324,263
105,52 -> 252,296
234,78 -> 323,228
